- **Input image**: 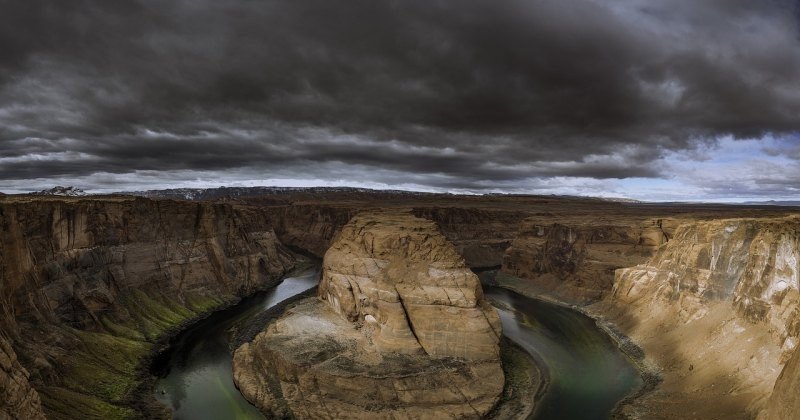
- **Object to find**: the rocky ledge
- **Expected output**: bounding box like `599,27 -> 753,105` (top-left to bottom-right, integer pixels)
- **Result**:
1,336 -> 45,419
233,211 -> 504,418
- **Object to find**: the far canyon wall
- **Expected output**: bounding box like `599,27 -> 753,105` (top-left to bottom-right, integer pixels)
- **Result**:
268,204 -> 525,268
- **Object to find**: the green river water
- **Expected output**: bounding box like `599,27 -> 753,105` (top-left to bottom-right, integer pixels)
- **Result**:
152,269 -> 641,419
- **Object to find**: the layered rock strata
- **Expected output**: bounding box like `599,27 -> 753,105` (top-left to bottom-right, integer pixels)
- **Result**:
502,218 -> 679,302
762,346 -> 800,420
0,197 -> 296,418
1,336 -> 46,419
410,207 -> 525,269
234,211 -> 504,418
605,217 -> 800,418
259,191 -> 793,299
267,204 -> 525,268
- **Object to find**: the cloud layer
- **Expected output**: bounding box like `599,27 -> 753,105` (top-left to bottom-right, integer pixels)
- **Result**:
1,0 -> 799,199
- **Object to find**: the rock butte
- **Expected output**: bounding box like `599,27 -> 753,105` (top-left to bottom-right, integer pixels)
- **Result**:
233,211 -> 504,418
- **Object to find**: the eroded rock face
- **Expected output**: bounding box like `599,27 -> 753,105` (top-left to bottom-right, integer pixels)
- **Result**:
502,218 -> 677,302
614,218 -> 800,351
267,204 -> 525,268
410,207 -> 524,268
607,217 -> 800,418
319,211 -> 502,360
2,198 -> 295,334
0,197 -> 296,418
234,211 -> 504,418
268,205 -> 356,257
1,336 -> 45,420
762,345 -> 800,420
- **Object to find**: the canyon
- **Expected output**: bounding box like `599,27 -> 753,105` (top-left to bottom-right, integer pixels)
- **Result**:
233,211 -> 504,418
2,188 -> 800,419
0,196 -> 297,418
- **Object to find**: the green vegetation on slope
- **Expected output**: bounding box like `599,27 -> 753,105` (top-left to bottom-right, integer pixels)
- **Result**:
41,291 -> 235,420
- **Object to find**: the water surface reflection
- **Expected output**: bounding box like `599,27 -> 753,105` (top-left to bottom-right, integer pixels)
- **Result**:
153,268 -> 319,420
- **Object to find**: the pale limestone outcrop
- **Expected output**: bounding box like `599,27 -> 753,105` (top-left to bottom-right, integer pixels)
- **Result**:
233,211 -> 504,419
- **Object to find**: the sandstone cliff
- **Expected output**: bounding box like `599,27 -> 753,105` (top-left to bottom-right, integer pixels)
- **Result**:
320,212 -> 502,360
410,207 -> 524,269
267,205 -> 355,257
762,345 -> 800,420
234,211 -> 504,418
260,192 -> 791,300
1,335 -> 45,419
267,203 -> 525,268
604,217 -> 800,418
502,217 -> 678,302
4,190 -> 796,419
0,196 -> 297,419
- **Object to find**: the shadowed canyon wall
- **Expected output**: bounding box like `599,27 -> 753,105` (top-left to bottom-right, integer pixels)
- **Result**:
0,197 -> 297,419
1,335 -> 45,419
501,217 -> 681,302
266,203 -> 525,268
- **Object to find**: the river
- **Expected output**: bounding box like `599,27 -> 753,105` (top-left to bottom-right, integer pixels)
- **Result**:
151,268 -> 319,420
486,286 -> 642,419
152,269 -> 641,419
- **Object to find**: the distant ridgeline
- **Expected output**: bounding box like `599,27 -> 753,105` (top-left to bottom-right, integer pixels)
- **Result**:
125,186 -> 440,201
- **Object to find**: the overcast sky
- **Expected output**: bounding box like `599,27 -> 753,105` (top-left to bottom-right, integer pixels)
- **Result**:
1,0 -> 799,201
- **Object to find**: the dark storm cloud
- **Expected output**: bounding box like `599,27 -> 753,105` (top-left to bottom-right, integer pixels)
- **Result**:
1,0 -> 800,192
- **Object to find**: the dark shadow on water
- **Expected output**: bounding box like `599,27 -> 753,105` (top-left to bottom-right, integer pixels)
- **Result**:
486,287 -> 643,420
152,267 -> 642,420
151,268 -> 320,420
